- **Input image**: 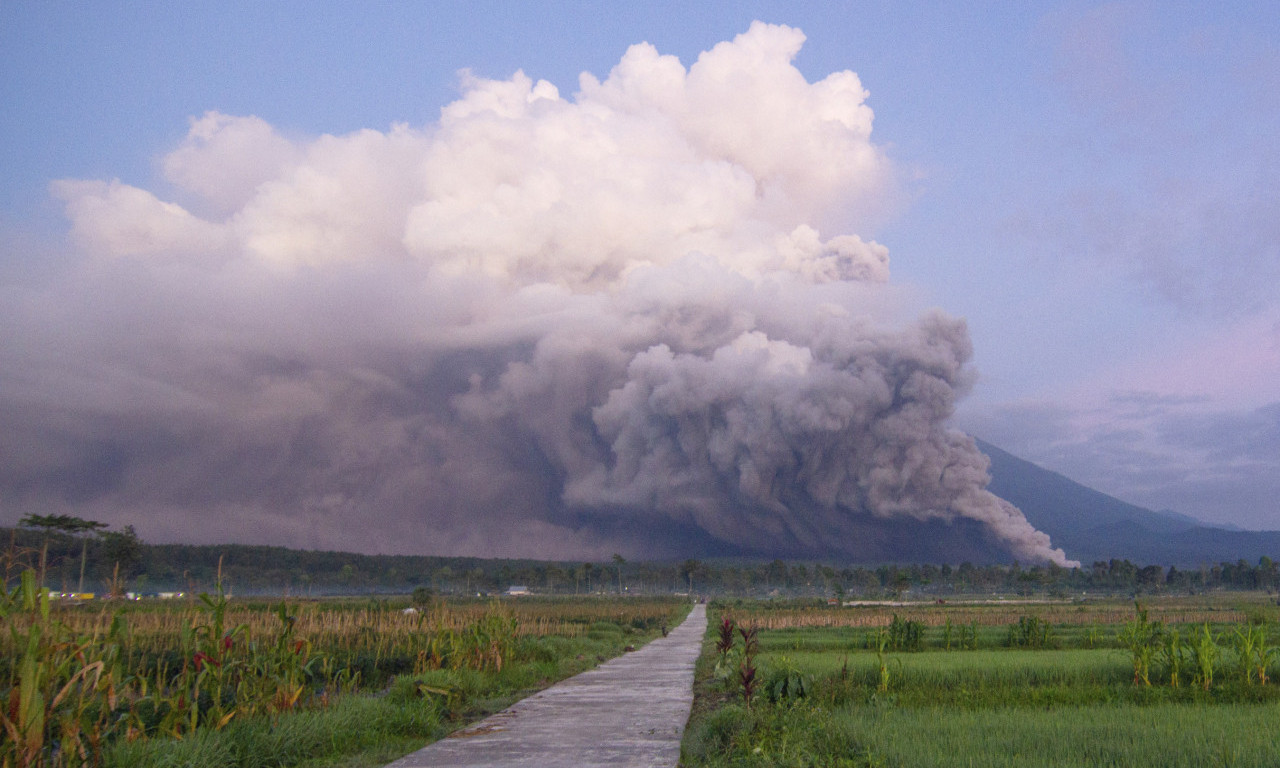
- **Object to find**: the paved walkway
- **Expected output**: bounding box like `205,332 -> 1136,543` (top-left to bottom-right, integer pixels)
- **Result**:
385,602 -> 707,768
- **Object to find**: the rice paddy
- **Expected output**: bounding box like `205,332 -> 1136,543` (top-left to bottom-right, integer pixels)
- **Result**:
683,595 -> 1280,767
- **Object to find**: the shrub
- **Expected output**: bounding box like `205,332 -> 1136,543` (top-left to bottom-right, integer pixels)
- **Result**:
765,656 -> 813,704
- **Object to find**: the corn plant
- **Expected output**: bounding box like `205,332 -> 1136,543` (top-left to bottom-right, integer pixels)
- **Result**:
1116,603 -> 1161,686
1230,624 -> 1274,686
887,614 -> 924,652
0,569 -> 137,768
2,582 -> 681,762
873,628 -> 892,692
1189,623 -> 1219,691
187,585 -> 250,731
1247,626 -> 1276,685
249,603 -> 318,713
1008,615 -> 1053,649
451,606 -> 518,672
1158,628 -> 1185,688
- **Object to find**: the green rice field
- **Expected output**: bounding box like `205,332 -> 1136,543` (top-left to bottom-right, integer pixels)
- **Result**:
682,597 -> 1280,767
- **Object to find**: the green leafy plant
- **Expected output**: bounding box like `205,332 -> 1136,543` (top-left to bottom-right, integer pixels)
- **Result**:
1231,623 -> 1274,686
1158,628 -> 1185,688
1081,623 -> 1103,650
765,655 -> 812,704
887,614 -> 924,652
1116,603 -> 1161,686
1189,623 -> 1219,691
873,628 -> 892,692
0,568 -> 136,767
1008,615 -> 1054,649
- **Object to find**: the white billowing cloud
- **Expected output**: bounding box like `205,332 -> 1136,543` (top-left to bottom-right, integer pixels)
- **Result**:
52,179 -> 231,259
64,22 -> 890,285
235,126 -> 425,267
162,112 -> 303,216
5,23 -> 1074,565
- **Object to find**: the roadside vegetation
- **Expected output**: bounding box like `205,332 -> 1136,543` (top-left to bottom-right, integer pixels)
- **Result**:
1,560 -> 688,768
683,597 -> 1280,767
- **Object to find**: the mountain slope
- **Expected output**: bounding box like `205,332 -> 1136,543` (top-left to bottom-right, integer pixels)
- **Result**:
978,438 -> 1280,566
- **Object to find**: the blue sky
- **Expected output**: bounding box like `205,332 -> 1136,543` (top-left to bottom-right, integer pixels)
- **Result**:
2,1 -> 1278,549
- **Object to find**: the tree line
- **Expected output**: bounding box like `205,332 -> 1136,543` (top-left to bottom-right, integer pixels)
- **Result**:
4,519 -> 1278,598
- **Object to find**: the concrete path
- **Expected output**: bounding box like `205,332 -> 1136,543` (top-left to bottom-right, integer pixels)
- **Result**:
385,602 -> 707,768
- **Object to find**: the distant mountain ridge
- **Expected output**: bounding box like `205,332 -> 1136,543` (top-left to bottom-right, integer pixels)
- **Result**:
978,438 -> 1280,566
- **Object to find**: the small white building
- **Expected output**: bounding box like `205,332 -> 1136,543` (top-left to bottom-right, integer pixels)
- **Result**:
505,585 -> 530,596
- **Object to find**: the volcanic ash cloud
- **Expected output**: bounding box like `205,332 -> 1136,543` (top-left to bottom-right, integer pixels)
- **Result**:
3,22 -> 1076,566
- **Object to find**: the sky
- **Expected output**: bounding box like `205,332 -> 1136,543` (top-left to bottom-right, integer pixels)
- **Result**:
1,2 -> 1277,559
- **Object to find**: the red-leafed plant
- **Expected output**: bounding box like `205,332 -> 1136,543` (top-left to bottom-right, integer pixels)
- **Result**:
716,615 -> 736,657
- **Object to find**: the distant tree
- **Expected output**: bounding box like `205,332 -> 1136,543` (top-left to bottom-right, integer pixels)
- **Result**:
99,525 -> 142,578
790,564 -> 810,592
1259,557 -> 1278,592
19,513 -> 108,591
815,564 -> 836,595
767,559 -> 788,590
469,567 -> 487,593
339,563 -> 356,587
680,559 -> 703,594
546,564 -> 567,593
612,554 -> 626,594
433,565 -> 454,593
1136,564 -> 1165,592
